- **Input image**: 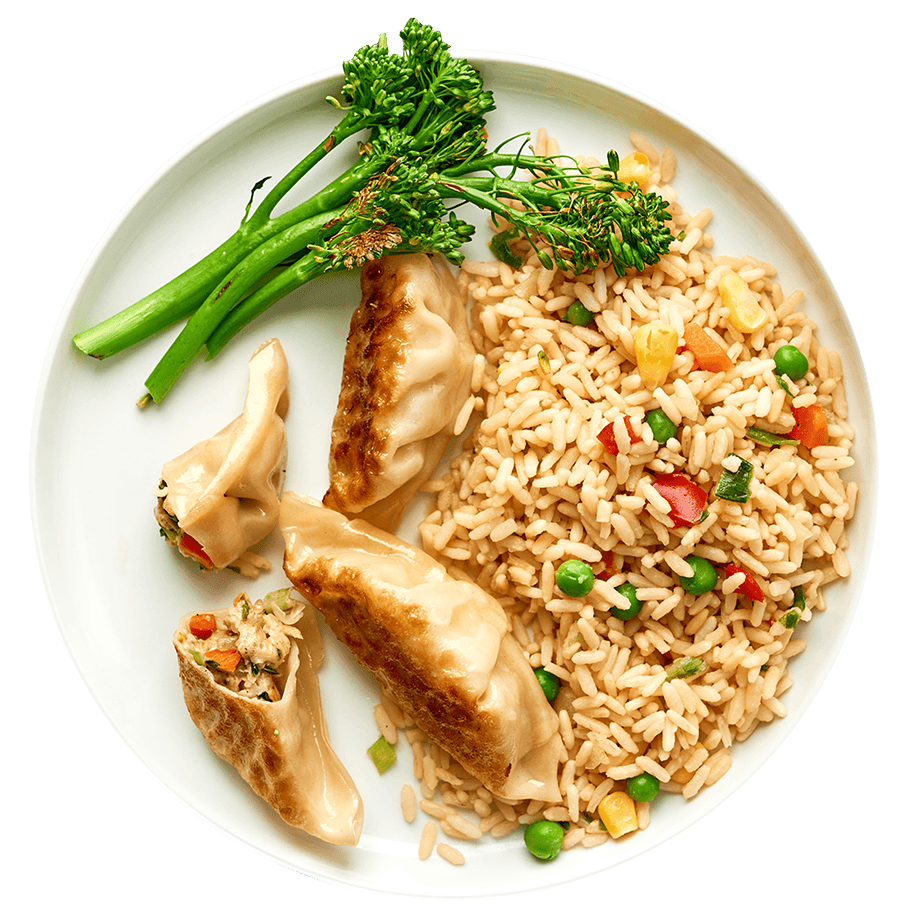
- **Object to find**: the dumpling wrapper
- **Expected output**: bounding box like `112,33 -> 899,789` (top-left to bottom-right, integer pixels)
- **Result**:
157,338 -> 289,577
280,491 -> 564,803
324,253 -> 476,533
173,591 -> 363,845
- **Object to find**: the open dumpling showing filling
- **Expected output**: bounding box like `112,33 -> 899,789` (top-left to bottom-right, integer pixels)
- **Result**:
280,491 -> 564,803
324,253 -> 476,533
173,588 -> 363,845
156,338 -> 289,577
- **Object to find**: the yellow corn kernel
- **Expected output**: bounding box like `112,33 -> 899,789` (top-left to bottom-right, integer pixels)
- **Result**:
718,270 -> 768,333
617,151 -> 651,186
633,321 -> 678,389
598,791 -> 639,839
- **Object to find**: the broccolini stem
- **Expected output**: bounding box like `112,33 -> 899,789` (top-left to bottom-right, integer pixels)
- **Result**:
205,250 -> 329,359
73,151 -> 384,360
244,114 -> 371,230
71,235 -> 243,358
142,211 -> 337,403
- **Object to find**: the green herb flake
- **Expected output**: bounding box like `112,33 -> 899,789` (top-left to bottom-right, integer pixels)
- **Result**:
189,649 -> 205,667
367,735 -> 397,774
779,610 -> 801,630
714,454 -> 754,503
748,426 -> 800,447
488,228 -> 524,269
665,656 -> 708,680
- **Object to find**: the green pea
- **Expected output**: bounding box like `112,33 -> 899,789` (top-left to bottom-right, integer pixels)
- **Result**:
773,344 -> 809,381
610,582 -> 643,620
646,408 -> 678,444
555,559 -> 595,597
523,819 -> 565,860
534,667 -> 560,702
626,772 -> 660,802
564,300 -> 594,327
679,555 -> 718,595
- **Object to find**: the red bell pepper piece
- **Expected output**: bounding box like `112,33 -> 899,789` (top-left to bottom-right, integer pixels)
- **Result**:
179,532 -> 214,569
651,472 -> 708,527
723,562 -> 765,601
189,613 -> 217,640
598,415 -> 641,455
789,403 -> 828,448
596,550 -> 617,581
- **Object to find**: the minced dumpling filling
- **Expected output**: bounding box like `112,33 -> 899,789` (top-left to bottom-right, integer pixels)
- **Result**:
176,593 -> 298,701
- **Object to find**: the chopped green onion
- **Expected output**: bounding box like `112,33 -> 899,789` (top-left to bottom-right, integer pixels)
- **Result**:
714,454 -> 754,503
537,349 -> 552,375
262,589 -> 297,612
189,649 -> 205,666
665,656 -> 708,680
776,375 -> 795,398
748,426 -> 800,447
779,585 -> 807,629
779,610 -> 801,629
367,735 -> 397,774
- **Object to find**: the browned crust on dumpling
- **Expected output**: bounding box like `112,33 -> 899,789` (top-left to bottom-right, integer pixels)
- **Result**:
326,261 -> 415,507
290,562 -> 515,796
174,647 -> 314,829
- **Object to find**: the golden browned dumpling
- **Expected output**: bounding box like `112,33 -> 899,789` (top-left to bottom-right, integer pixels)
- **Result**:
173,589 -> 363,845
324,254 -> 476,533
157,338 -> 289,577
280,492 -> 564,803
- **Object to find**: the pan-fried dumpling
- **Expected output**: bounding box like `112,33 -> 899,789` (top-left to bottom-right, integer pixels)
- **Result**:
156,338 -> 289,577
280,491 -> 563,803
173,589 -> 363,845
324,253 -> 476,533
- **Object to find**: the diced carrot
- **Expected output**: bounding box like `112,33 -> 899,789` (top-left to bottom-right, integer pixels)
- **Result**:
598,415 -> 641,455
189,613 -> 217,640
683,323 -> 733,373
789,403 -> 828,448
204,648 -> 241,672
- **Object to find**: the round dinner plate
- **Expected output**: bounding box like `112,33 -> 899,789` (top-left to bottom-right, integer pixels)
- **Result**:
31,54 -> 875,897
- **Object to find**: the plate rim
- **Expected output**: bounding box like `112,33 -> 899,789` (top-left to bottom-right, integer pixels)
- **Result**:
30,50 -> 877,897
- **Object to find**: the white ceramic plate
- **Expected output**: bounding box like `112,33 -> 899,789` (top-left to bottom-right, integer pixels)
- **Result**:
31,55 -> 875,897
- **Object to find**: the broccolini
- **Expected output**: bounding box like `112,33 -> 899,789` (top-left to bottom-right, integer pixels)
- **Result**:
72,18 -> 675,404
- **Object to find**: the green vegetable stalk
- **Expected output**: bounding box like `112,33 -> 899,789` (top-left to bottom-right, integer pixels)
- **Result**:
72,19 -> 675,404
